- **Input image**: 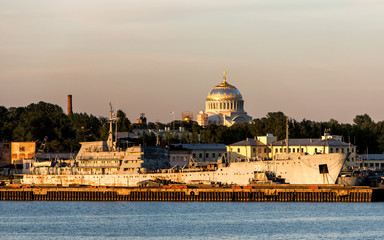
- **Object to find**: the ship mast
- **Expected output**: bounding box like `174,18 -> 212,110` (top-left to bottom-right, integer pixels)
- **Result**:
286,117 -> 289,153
107,103 -> 119,151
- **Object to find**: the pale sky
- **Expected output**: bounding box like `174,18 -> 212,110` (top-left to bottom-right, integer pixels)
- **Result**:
1,0 -> 384,123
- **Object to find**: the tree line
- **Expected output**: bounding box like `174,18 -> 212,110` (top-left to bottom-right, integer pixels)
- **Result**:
0,102 -> 383,154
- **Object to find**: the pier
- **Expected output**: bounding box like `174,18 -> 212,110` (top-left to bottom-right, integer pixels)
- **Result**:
1,185 -> 384,202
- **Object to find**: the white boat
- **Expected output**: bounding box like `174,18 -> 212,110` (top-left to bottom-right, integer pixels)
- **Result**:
22,148 -> 347,187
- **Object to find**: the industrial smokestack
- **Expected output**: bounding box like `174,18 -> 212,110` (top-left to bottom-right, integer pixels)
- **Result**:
67,95 -> 73,115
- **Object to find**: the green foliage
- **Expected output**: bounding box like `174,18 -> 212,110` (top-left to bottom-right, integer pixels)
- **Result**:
0,102 -> 110,152
117,110 -> 131,132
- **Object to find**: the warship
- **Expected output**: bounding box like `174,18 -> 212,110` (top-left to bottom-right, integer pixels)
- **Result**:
21,105 -> 348,187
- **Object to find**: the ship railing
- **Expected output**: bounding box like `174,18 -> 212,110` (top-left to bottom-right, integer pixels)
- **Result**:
79,164 -> 120,168
77,157 -> 122,161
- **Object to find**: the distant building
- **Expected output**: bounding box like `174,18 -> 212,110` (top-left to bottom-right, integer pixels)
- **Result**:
196,111 -> 208,127
227,134 -> 277,161
11,142 -> 36,166
271,133 -> 357,166
197,71 -> 252,127
129,127 -> 200,142
136,113 -> 147,124
226,133 -> 357,167
359,154 -> 384,170
182,112 -> 193,122
170,144 -> 226,163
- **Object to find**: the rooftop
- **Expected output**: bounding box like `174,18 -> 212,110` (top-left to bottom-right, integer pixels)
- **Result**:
170,144 -> 226,151
272,138 -> 355,147
229,138 -> 266,146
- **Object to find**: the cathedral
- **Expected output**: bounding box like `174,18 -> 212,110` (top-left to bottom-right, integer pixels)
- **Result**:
196,71 -> 252,127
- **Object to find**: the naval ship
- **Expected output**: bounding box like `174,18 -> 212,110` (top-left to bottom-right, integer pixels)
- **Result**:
21,106 -> 348,187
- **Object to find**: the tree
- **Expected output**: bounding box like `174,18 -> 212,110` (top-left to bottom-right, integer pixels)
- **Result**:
116,110 -> 131,132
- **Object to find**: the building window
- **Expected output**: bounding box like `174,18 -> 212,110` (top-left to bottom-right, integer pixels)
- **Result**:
264,148 -> 267,153
341,148 -> 344,153
199,153 -> 202,158
292,148 -> 295,153
212,153 -> 215,158
19,147 -> 25,152
258,148 -> 261,153
275,149 -> 278,153
315,148 -> 317,153
206,153 -> 209,158
193,153 -> 196,158
330,148 -> 333,153
237,148 -> 240,153
336,148 -> 339,153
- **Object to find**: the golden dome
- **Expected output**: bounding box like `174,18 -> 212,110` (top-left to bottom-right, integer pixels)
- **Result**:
206,71 -> 243,101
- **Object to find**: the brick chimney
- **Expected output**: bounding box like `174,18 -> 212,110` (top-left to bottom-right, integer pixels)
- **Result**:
67,95 -> 73,115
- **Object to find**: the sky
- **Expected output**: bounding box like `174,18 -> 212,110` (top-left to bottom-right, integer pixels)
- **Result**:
1,0 -> 384,124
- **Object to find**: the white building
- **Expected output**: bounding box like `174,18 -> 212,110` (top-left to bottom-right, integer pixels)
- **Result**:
197,71 -> 252,127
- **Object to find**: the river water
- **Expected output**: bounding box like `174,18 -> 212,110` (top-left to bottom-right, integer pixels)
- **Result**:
0,201 -> 383,240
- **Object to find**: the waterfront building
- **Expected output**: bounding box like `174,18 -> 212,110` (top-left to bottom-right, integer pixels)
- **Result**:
227,134 -> 277,161
196,71 -> 252,127
359,154 -> 384,170
270,133 -> 357,167
11,142 -> 36,166
170,144 -> 226,163
227,133 -> 357,167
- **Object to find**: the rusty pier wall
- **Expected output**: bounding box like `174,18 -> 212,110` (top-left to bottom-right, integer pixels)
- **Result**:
1,186 -> 384,202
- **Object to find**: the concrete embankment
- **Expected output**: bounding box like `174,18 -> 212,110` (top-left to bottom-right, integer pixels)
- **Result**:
1,185 -> 384,202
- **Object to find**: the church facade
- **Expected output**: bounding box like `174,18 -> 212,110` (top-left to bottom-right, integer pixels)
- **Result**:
196,71 -> 252,127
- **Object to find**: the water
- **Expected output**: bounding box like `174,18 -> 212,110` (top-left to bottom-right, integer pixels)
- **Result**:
0,201 -> 383,240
